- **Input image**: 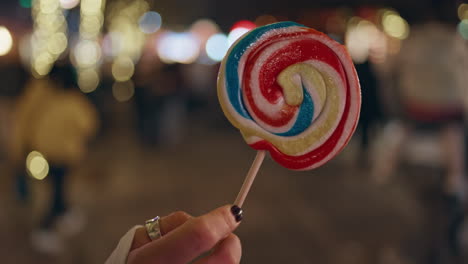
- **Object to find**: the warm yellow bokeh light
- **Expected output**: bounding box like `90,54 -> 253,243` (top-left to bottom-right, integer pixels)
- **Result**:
47,32 -> 68,55
81,0 -> 104,14
112,80 -> 135,102
458,4 -> 468,20
382,11 -> 409,40
33,52 -> 54,76
74,40 -> 101,67
40,0 -> 60,14
0,26 -> 13,56
78,68 -> 100,93
26,151 -> 49,180
112,56 -> 135,82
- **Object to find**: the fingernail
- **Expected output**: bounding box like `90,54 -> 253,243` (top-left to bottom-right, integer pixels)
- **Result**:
231,205 -> 243,222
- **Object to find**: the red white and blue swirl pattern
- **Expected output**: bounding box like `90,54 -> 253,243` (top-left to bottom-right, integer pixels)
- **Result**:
218,22 -> 361,170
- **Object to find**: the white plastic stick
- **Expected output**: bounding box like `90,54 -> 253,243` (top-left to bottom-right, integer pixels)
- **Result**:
234,150 -> 266,207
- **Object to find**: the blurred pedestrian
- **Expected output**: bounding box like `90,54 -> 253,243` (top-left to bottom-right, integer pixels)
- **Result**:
9,62 -> 98,254
372,3 -> 467,260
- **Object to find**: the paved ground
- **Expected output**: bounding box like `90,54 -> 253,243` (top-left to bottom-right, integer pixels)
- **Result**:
0,107 -> 466,264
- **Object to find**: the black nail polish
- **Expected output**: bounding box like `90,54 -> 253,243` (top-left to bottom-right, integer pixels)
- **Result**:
231,205 -> 243,222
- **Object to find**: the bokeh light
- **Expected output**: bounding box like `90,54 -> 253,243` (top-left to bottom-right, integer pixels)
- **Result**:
26,151 -> 49,180
156,32 -> 200,64
30,0 -> 68,76
78,68 -> 100,93
382,10 -> 409,40
59,0 -> 80,9
81,0 -> 104,14
139,11 -> 162,34
346,18 -> 380,63
227,20 -> 256,47
106,0 -> 148,62
112,80 -> 135,102
0,26 -> 13,56
205,33 -> 229,62
458,3 -> 468,21
231,20 -> 256,31
190,19 -> 220,43
20,0 -> 33,8
458,19 -> 468,40
47,32 -> 68,55
32,52 -> 54,76
227,28 -> 250,47
74,39 -> 102,67
112,56 -> 135,82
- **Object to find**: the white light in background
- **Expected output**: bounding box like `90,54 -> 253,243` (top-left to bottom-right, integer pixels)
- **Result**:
0,26 -> 13,56
156,32 -> 200,64
227,28 -> 250,47
74,39 -> 102,67
206,33 -> 229,62
139,11 -> 162,34
59,0 -> 80,9
26,151 -> 49,180
346,19 -> 380,64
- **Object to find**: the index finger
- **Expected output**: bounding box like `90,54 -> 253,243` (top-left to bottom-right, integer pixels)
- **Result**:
129,205 -> 242,264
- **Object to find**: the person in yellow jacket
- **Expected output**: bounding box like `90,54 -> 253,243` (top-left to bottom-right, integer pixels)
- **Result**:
10,63 -> 98,254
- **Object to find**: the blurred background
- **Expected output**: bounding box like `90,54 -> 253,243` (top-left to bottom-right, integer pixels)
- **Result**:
0,0 -> 467,263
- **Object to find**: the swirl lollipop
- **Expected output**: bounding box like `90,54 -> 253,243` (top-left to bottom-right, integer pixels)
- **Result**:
218,22 -> 361,206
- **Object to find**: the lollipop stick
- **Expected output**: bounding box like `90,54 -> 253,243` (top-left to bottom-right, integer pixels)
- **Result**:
234,150 -> 266,207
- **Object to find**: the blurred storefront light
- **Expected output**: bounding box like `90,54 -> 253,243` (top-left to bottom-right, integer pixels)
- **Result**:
26,151 -> 49,180
458,20 -> 468,40
112,80 -> 135,102
205,33 -> 229,62
156,32 -> 200,64
382,10 -> 409,40
458,3 -> 468,21
0,26 -> 13,56
139,11 -> 162,34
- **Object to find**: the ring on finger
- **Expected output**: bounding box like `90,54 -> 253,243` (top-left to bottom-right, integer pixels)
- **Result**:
145,216 -> 162,241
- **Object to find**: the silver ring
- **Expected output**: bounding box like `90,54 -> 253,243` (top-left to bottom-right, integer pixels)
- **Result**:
145,216 -> 162,240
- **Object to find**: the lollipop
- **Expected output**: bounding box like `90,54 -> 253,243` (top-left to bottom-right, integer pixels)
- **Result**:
217,22 -> 361,206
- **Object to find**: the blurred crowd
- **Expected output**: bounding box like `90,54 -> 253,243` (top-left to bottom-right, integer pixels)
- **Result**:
0,0 -> 467,263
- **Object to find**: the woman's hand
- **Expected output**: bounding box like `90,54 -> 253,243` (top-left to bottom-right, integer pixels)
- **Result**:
127,205 -> 243,264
